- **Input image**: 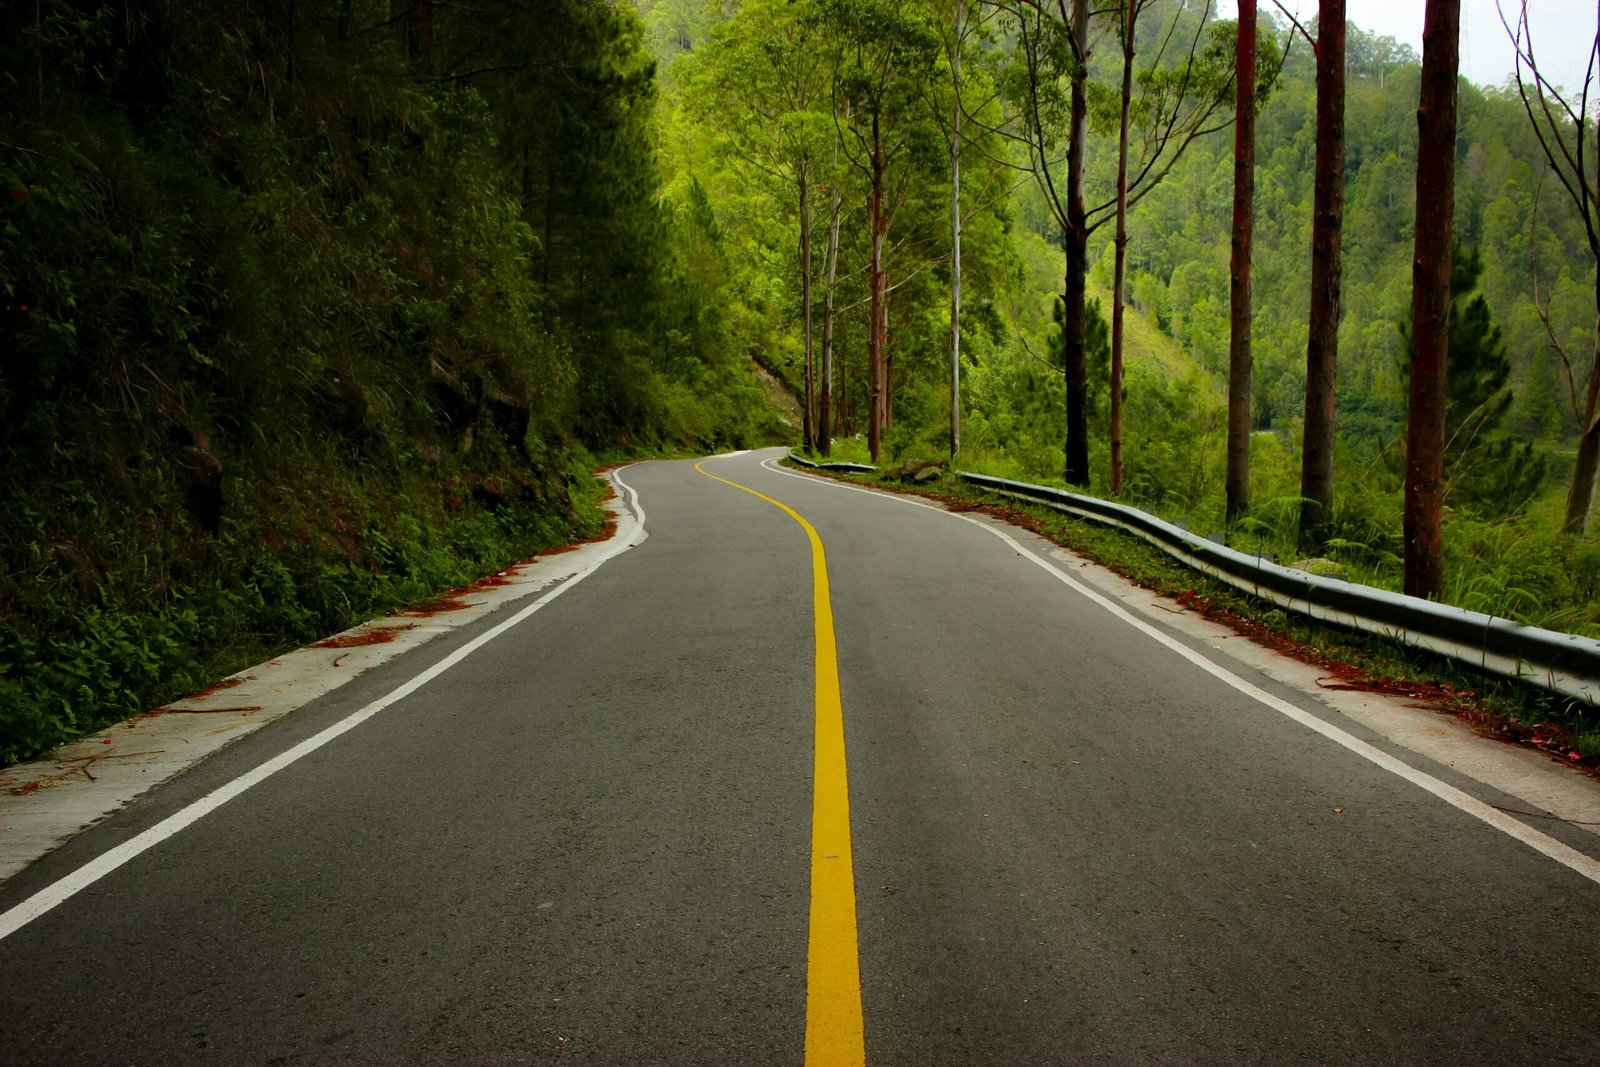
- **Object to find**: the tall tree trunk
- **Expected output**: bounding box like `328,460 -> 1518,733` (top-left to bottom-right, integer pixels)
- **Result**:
1571,290 -> 1600,533
950,0 -> 963,459
800,164 -> 815,452
1110,0 -> 1136,494
882,288 -> 893,430
868,113 -> 886,464
1063,0 -> 1091,487
1226,0 -> 1257,524
1569,136 -> 1600,533
398,0 -> 433,73
870,178 -> 883,460
1298,0 -> 1345,550
286,0 -> 297,83
419,0 -> 433,74
542,154 -> 555,289
821,184 -> 842,458
1405,0 -> 1459,598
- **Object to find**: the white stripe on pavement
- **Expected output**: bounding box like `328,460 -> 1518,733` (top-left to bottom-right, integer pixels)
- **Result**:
761,454 -> 1600,888
0,467 -> 649,942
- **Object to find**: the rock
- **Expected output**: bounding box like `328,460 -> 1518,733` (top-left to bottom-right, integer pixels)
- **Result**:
177,432 -> 224,535
428,358 -> 474,428
1290,557 -> 1347,579
485,359 -> 533,453
50,541 -> 103,590
889,458 -> 946,482
328,530 -> 367,566
324,370 -> 367,430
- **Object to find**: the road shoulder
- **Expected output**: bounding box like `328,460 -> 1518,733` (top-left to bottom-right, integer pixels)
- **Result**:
0,485 -> 640,883
770,457 -> 1600,849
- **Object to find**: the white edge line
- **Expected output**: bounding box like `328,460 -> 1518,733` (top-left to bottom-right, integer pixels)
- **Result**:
759,455 -> 1600,888
0,466 -> 649,942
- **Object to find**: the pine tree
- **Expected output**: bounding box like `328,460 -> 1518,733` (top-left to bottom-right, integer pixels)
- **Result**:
1401,245 -> 1545,515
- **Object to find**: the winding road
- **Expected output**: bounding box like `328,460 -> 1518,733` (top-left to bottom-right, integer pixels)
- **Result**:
2,448 -> 1598,1064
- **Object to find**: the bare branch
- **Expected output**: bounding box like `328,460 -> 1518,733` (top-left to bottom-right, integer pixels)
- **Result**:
1529,180 -> 1586,423
1268,0 -> 1316,53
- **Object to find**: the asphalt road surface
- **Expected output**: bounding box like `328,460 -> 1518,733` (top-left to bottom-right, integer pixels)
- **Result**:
2,448 -> 1598,1065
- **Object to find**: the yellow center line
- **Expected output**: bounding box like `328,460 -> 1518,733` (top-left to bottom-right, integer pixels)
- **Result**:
695,459 -> 865,1067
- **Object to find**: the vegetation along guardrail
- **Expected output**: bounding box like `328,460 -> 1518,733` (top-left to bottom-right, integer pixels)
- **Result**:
957,472 -> 1600,704
787,451 -> 878,474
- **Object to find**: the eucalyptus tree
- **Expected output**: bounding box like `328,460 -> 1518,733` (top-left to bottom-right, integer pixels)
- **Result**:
1298,0 -> 1345,551
927,0 -> 1011,458
1225,1 -> 1257,524
1102,1 -> 1234,493
1404,0 -> 1460,599
1502,1 -> 1600,534
686,0 -> 834,449
819,152 -> 848,455
988,0 -> 1231,488
994,0 -> 1094,484
819,0 -> 943,462
949,0 -> 968,457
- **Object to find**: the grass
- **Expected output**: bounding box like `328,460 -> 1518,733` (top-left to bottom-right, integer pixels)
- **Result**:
784,455 -> 1600,776
800,435 -> 877,466
0,456 -> 617,768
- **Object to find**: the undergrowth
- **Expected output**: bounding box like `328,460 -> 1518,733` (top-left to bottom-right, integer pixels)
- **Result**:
0,451 -> 611,767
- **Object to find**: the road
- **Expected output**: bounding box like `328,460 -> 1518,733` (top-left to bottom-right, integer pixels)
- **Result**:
2,447 -> 1598,1064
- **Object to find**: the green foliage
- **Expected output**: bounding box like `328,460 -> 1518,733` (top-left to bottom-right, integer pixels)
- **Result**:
0,0 -> 784,764
1397,245 -> 1545,515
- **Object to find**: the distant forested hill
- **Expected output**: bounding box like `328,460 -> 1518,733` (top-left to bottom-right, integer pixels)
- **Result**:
1104,21 -> 1591,456
638,0 -> 1597,633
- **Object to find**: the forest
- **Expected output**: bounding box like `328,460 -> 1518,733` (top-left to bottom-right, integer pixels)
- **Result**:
0,0 -> 784,763
1,0 -> 1597,764
642,0 -> 1600,631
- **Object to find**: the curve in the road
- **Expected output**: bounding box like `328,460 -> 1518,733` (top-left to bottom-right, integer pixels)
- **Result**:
0,466 -> 652,944
761,456 -> 1600,890
695,458 -> 866,1067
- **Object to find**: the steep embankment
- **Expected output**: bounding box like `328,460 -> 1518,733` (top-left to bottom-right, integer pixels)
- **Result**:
0,2 -> 783,764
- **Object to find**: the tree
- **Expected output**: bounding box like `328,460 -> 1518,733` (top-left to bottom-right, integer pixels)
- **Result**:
950,0 -> 966,458
994,0 -> 1093,483
823,0 -> 941,463
1403,0 -> 1459,599
1400,246 -> 1545,515
1108,0 -> 1141,492
997,0 -> 1231,487
686,0 -> 831,449
1298,0 -> 1345,551
1105,4 -> 1237,493
1502,1 -> 1600,534
819,159 -> 847,457
1225,1 -> 1257,523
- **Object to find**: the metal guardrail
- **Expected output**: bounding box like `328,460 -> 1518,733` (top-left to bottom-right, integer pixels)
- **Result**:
787,450 -> 877,474
958,471 -> 1600,703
